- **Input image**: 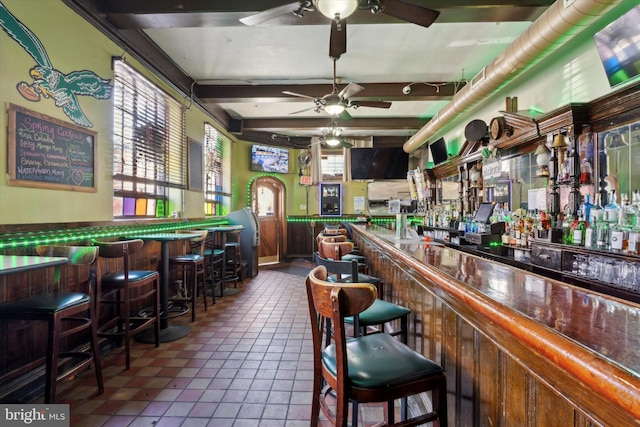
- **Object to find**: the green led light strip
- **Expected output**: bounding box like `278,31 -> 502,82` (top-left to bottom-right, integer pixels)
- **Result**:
285,217 -> 394,224
0,219 -> 229,250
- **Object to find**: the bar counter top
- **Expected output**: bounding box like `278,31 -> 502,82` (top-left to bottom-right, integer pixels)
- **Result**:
352,224 -> 640,423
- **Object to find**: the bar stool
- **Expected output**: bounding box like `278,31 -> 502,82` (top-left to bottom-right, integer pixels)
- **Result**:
314,252 -> 409,342
0,246 -> 104,403
94,239 -> 160,370
221,229 -> 243,296
168,230 -> 209,322
306,265 -> 447,427
317,238 -> 368,274
202,232 -> 222,304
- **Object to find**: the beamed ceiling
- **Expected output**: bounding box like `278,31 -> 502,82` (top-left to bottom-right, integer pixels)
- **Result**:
64,0 -> 556,148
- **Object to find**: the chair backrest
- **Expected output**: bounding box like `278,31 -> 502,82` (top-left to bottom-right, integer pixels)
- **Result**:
317,239 -> 353,260
36,245 -> 99,292
94,239 -> 144,259
317,233 -> 346,245
305,265 -> 377,384
94,239 -> 144,282
177,230 -> 208,255
314,252 -> 359,281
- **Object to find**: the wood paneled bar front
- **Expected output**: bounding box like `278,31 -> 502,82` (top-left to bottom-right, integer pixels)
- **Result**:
351,224 -> 640,427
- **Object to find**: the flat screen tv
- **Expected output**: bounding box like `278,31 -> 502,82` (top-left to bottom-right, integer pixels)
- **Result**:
429,137 -> 448,165
594,5 -> 640,88
350,147 -> 409,180
250,144 -> 289,173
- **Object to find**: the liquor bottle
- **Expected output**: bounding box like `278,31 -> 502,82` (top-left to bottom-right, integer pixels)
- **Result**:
595,216 -> 610,250
628,222 -> 640,255
603,190 -> 619,223
610,210 -> 628,252
571,212 -> 587,246
579,194 -> 593,225
623,192 -> 638,228
579,157 -> 593,185
562,212 -> 574,245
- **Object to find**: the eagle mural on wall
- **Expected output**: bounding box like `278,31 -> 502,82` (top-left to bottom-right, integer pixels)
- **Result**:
0,1 -> 112,128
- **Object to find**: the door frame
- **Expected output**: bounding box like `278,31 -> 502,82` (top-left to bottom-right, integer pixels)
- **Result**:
250,176 -> 287,264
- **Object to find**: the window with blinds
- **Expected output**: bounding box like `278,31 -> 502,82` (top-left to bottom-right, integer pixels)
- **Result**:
112,60 -> 185,218
204,123 -> 232,216
321,149 -> 345,181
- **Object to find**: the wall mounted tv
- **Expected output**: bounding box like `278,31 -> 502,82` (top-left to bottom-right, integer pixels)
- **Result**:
250,144 -> 289,173
429,137 -> 449,165
594,5 -> 640,88
350,147 -> 409,180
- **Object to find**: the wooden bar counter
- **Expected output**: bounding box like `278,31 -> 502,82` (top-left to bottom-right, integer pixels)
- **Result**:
351,224 -> 640,427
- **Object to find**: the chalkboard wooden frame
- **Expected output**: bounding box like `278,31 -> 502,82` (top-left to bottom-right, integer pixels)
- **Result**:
188,138 -> 203,192
7,104 -> 97,192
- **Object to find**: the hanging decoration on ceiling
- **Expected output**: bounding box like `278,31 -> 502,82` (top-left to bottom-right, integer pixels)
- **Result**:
0,1 -> 112,128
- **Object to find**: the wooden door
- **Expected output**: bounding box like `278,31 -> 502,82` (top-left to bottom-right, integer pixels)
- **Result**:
253,178 -> 285,265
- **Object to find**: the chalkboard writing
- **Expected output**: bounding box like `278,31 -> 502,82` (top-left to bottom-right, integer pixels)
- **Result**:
7,104 -> 97,192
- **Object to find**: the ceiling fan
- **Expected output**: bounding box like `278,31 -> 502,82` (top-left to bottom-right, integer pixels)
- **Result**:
320,119 -> 353,148
240,0 -> 440,58
283,57 -> 391,120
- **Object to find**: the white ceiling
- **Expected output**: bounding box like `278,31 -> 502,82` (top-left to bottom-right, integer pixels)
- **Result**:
67,0 -> 555,143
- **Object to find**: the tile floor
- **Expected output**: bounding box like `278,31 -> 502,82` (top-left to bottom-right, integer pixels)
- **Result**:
53,260 -> 386,427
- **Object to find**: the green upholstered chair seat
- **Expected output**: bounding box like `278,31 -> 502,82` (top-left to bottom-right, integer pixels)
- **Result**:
322,333 -> 443,389
102,270 -> 157,284
0,292 -> 89,313
170,254 -> 205,262
341,253 -> 366,263
345,299 -> 411,326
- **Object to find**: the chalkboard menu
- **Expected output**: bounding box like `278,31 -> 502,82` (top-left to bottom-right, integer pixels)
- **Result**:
7,104 -> 97,192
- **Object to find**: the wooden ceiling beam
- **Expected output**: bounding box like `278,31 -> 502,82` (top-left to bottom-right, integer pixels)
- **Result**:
196,83 -> 461,103
241,117 -> 428,132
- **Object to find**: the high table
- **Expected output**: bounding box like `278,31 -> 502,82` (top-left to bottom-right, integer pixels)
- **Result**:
130,232 -> 201,343
204,225 -> 244,297
0,255 -> 68,276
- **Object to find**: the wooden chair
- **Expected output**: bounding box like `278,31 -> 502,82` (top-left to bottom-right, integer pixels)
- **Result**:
306,265 -> 447,427
0,246 -> 104,403
94,239 -> 160,370
169,230 -> 209,322
317,239 -> 367,273
314,253 -> 409,342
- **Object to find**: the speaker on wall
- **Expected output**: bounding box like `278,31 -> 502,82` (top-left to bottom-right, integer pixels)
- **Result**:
229,118 -> 243,134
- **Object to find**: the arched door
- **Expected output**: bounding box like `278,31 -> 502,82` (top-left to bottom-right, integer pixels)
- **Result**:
252,177 -> 287,265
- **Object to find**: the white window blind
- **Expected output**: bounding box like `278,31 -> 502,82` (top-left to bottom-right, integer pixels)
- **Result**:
112,60 -> 185,217
204,123 -> 232,216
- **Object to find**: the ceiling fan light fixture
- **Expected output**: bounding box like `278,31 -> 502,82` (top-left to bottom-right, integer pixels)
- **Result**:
315,0 -> 359,21
325,136 -> 341,146
324,94 -> 347,115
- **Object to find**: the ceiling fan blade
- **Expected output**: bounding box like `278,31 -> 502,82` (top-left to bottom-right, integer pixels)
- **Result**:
283,90 -> 318,100
290,106 -> 318,115
379,0 -> 440,28
329,20 -> 347,59
239,2 -> 299,26
340,140 -> 353,149
353,100 -> 392,109
338,82 -> 364,99
338,109 -> 352,121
